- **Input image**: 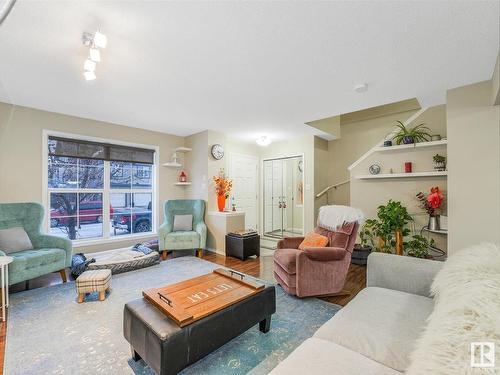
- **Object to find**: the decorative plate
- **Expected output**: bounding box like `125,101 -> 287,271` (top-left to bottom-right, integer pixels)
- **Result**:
369,164 -> 381,175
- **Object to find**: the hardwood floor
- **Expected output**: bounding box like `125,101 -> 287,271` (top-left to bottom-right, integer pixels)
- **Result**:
0,251 -> 366,374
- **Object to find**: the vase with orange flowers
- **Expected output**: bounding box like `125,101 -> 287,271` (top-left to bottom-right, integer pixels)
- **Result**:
416,186 -> 444,231
213,169 -> 233,212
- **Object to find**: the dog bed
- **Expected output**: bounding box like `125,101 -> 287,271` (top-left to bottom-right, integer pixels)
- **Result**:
85,247 -> 160,275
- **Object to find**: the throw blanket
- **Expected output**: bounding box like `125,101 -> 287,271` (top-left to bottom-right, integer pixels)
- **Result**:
132,243 -> 154,255
70,253 -> 96,277
318,205 -> 364,231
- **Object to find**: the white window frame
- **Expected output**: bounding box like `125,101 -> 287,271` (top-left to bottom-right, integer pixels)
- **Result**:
42,130 -> 159,247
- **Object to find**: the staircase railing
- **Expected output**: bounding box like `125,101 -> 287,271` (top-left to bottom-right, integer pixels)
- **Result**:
316,179 -> 350,199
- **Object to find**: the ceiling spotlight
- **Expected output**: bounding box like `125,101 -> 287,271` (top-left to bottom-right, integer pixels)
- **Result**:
84,71 -> 96,81
89,48 -> 101,62
83,59 -> 96,72
256,136 -> 272,147
354,83 -> 368,93
93,31 -> 107,49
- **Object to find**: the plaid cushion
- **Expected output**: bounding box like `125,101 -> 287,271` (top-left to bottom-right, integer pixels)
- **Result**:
76,269 -> 111,294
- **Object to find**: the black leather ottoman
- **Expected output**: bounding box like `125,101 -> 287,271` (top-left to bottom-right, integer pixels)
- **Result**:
123,285 -> 276,375
225,234 -> 260,260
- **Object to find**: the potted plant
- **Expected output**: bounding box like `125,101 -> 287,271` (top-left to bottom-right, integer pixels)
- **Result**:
362,200 -> 413,255
416,187 -> 444,231
352,223 -> 374,265
213,169 -> 232,212
405,235 -> 434,258
433,154 -> 446,171
376,200 -> 413,255
392,121 -> 432,145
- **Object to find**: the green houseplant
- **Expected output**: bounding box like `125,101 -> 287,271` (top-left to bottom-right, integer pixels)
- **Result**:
363,200 -> 413,255
376,200 -> 413,255
405,235 -> 434,258
392,121 -> 432,145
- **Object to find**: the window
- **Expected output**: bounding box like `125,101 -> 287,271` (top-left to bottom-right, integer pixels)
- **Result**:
46,135 -> 156,242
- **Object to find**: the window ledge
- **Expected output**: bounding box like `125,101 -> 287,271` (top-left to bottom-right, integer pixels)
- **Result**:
72,233 -> 157,248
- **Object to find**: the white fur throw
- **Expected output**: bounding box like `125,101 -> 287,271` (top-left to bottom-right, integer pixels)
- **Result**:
317,205 -> 364,231
407,243 -> 500,375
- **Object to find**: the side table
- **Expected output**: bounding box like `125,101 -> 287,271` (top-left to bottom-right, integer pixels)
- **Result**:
0,256 -> 13,322
225,234 -> 260,260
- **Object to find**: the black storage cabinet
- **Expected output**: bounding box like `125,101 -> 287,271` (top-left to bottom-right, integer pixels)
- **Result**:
225,234 -> 260,260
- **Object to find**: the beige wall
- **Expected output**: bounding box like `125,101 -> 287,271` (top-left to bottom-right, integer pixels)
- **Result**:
314,137 -> 329,221
184,130 -> 209,204
348,105 -> 448,253
447,80 -> 500,254
492,51 -> 500,106
0,102 -> 185,253
327,109 -> 419,205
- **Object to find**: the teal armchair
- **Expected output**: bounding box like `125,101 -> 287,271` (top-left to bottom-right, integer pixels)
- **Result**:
158,199 -> 207,260
0,202 -> 72,285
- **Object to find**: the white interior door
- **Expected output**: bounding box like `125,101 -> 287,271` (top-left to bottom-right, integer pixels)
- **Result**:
229,153 -> 259,230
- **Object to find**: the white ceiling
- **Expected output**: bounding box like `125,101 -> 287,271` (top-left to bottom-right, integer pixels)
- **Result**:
0,1 -> 498,142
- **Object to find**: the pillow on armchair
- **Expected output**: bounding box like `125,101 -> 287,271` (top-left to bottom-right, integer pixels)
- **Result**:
298,232 -> 329,250
0,226 -> 34,254
173,214 -> 193,231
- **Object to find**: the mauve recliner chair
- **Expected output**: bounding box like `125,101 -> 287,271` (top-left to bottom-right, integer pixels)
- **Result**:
273,222 -> 359,298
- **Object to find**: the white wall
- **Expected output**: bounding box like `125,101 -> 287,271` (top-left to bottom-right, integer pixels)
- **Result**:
447,80 -> 500,254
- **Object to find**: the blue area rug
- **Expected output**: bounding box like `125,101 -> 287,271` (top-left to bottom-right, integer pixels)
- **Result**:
5,256 -> 340,374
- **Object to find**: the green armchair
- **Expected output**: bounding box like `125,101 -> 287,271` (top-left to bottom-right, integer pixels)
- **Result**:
0,202 -> 72,286
158,199 -> 207,260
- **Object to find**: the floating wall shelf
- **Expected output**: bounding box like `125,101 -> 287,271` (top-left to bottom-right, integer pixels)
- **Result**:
175,147 -> 192,153
174,182 -> 191,186
355,171 -> 447,180
374,140 -> 447,152
163,162 -> 182,168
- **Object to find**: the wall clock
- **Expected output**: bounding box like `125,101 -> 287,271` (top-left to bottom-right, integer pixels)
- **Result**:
211,144 -> 224,160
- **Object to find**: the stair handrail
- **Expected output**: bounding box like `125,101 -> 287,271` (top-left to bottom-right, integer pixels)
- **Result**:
316,179 -> 350,198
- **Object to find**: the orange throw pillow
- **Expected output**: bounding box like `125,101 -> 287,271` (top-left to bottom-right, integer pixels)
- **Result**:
298,232 -> 329,250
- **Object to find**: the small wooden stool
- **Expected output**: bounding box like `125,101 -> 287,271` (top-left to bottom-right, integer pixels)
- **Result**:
76,269 -> 111,303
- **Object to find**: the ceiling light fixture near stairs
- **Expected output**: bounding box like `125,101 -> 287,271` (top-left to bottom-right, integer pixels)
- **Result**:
82,30 -> 107,81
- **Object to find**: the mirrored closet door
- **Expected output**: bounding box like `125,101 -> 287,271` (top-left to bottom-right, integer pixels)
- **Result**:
263,156 -> 303,239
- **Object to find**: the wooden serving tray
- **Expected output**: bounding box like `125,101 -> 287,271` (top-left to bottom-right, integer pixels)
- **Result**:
142,269 -> 265,327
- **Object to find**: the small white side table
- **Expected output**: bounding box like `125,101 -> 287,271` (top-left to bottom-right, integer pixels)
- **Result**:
0,256 -> 13,322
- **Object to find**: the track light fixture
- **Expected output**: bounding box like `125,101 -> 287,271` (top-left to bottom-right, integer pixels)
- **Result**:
82,30 -> 107,81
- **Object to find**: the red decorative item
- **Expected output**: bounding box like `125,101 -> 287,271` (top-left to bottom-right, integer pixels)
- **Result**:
404,162 -> 412,173
179,170 -> 187,182
179,171 -> 187,182
427,187 -> 443,209
416,186 -> 444,216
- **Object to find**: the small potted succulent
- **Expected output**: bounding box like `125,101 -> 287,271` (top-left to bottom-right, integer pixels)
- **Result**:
433,154 -> 446,171
392,121 -> 432,145
352,223 -> 374,265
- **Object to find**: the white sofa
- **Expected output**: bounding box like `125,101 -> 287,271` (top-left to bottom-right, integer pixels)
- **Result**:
270,252 -> 443,374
